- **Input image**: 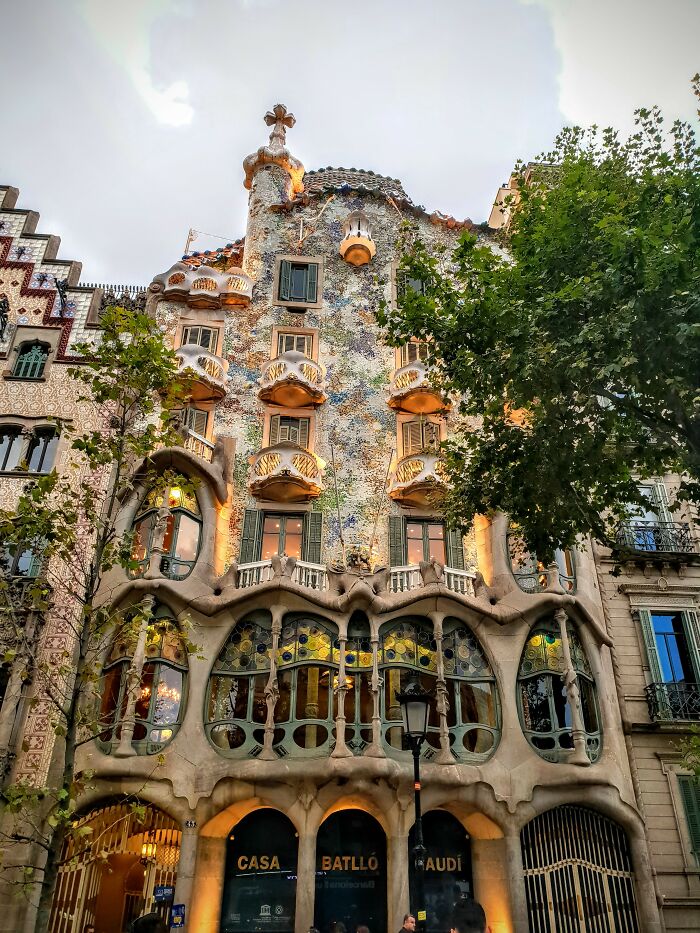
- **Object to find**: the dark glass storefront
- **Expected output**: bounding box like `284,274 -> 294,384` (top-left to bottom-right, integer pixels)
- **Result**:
314,810 -> 387,933
409,811 -> 472,933
221,810 -> 298,933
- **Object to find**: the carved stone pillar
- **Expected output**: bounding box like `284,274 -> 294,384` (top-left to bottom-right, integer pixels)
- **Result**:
261,605 -> 283,760
295,831 -> 317,933
430,612 -> 452,764
188,835 -> 227,933
145,494 -> 171,579
172,820 -> 199,919
114,595 -> 155,758
387,833 -> 410,933
555,608 -> 590,767
332,635 -> 351,757
503,829 -> 529,931
365,631 -> 384,757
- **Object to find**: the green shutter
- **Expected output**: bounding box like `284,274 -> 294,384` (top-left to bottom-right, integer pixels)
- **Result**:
306,262 -> 318,304
279,260 -> 292,302
446,526 -> 465,570
637,608 -> 664,684
683,610 -> 700,685
678,776 -> 700,861
389,516 -> 407,567
302,512 -> 323,564
240,509 -> 263,564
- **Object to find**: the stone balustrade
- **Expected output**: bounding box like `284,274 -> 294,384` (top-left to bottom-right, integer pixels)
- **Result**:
248,441 -> 324,502
388,360 -> 448,414
259,350 -> 326,407
175,343 -> 229,399
388,452 -> 447,507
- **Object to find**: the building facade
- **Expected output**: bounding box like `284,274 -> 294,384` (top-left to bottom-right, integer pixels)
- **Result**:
1,107 -> 698,933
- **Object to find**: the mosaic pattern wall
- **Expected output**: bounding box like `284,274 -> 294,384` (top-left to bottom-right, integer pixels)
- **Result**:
157,165 -> 479,571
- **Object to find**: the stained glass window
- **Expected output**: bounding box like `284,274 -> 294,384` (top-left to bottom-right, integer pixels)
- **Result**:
130,485 -> 201,580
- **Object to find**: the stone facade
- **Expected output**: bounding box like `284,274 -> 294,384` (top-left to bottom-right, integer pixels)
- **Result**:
1,109 -> 697,933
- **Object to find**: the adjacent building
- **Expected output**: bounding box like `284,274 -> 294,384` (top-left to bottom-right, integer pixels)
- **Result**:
1,107 -> 698,933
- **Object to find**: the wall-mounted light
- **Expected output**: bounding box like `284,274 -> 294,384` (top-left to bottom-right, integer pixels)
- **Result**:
140,831 -> 158,864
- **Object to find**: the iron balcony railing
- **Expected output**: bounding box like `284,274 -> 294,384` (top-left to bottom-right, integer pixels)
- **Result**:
646,682 -> 700,722
616,520 -> 695,554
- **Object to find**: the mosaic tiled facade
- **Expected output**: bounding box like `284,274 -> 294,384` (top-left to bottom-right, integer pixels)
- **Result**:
1,108 -> 699,933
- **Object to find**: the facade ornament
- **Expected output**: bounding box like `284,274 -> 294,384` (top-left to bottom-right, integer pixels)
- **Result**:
554,608 -> 590,767
0,296 -> 9,341
243,104 -> 305,195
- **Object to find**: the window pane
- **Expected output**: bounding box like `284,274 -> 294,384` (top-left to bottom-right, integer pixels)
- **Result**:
251,674 -> 268,724
459,681 -> 497,727
161,513 -> 175,555
426,525 -> 446,564
295,666 -> 329,720
100,664 -> 125,732
135,665 -> 156,721
553,679 -> 572,730
653,612 -> 695,683
28,431 -> 57,472
275,670 -> 292,723
15,548 -> 37,577
0,431 -> 23,471
152,666 -> 183,725
174,514 -> 200,562
284,519 -> 302,559
261,515 -> 283,560
131,515 -> 154,564
520,676 -> 552,732
579,678 -> 599,733
290,264 -> 308,301
407,535 -> 424,565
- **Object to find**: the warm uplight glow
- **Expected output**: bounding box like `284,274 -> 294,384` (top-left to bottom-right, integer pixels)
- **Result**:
140,833 -> 157,861
168,486 -> 184,506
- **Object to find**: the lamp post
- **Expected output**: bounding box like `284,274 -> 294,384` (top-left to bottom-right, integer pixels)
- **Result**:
396,679 -> 433,933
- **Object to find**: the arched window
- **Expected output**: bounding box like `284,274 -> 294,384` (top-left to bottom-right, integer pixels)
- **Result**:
26,427 -> 58,473
206,612 -> 273,755
130,485 -> 201,580
13,342 -> 49,379
274,616 -> 339,756
442,620 -> 500,760
380,619 -> 440,754
508,533 -> 576,593
0,424 -> 58,474
0,426 -> 24,472
98,606 -> 188,755
518,620 -> 601,763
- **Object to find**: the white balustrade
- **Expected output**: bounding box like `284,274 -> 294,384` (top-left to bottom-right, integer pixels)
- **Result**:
292,560 -> 327,591
176,343 -> 229,390
389,452 -> 447,504
444,567 -> 476,596
181,428 -> 215,462
389,565 -> 423,593
238,560 -> 275,588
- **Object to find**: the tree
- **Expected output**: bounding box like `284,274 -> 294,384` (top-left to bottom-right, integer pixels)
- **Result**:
379,78 -> 700,560
0,306 -> 191,932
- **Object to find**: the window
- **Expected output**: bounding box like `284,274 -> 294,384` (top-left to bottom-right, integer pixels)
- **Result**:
277,332 -> 313,358
389,516 -> 464,569
0,427 -> 24,471
396,271 -> 425,305
12,342 -> 49,379
26,428 -> 58,473
618,482 -> 685,552
399,341 -> 430,367
239,509 -> 323,565
278,260 -> 319,306
130,485 -> 201,580
518,621 -> 601,763
182,406 -> 208,437
508,536 -> 576,594
99,608 -> 187,755
638,609 -> 700,720
261,514 -> 304,560
402,418 -> 441,456
678,775 -> 700,866
1,544 -> 41,577
269,414 -> 310,448
181,326 -> 219,353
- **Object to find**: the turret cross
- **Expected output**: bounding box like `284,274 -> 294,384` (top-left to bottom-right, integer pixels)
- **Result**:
265,103 -> 296,150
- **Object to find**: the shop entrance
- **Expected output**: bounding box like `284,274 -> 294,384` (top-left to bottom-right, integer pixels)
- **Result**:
314,810 -> 387,933
409,810 -> 473,932
220,809 -> 298,933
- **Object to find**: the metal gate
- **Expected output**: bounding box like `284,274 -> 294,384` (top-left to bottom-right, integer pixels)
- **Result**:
49,802 -> 180,933
522,805 -> 639,933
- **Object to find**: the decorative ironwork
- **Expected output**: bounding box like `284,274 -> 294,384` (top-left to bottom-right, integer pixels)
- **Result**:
13,344 -> 48,379
646,682 -> 700,721
616,520 -> 695,554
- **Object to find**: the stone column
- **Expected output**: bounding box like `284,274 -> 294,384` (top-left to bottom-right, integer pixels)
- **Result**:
114,595 -> 155,757
295,831 -> 317,933
145,492 -> 171,579
188,835 -> 227,933
430,612 -> 452,764
261,605 -> 283,760
555,608 -> 590,767
365,630 -> 384,757
387,833 -> 410,933
172,821 -> 199,921
628,829 -> 663,933
332,635 -> 351,757
470,837 -> 513,933
503,829 -> 529,932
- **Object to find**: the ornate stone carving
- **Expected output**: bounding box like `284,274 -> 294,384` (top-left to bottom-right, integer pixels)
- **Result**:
243,104 -> 305,195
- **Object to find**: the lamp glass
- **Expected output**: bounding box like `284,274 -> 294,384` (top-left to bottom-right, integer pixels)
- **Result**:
399,694 -> 430,739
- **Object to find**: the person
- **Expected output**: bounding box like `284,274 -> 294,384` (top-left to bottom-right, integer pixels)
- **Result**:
356,926 -> 370,933
399,915 -> 416,932
82,926 -> 95,933
131,914 -> 168,933
449,897 -> 488,933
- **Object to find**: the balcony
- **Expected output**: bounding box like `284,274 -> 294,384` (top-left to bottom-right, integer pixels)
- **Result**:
258,351 -> 326,408
180,427 -> 216,463
388,361 -> 448,414
616,521 -> 695,556
175,344 -> 229,401
388,452 -> 447,508
237,560 -> 475,597
646,682 -> 700,722
248,442 -> 324,503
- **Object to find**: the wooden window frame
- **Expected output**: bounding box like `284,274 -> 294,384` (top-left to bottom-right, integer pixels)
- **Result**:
397,413 -> 445,457
179,324 -> 221,355
271,325 -> 317,361
272,255 -> 324,310
264,407 -> 316,451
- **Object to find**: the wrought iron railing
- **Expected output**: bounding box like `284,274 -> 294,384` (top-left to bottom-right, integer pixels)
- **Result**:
616,520 -> 695,554
646,682 -> 700,722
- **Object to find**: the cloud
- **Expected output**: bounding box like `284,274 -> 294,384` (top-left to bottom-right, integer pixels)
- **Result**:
522,0 -> 700,131
77,0 -> 194,126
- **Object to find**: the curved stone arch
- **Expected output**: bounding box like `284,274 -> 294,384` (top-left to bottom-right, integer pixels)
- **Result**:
199,797 -> 304,840
314,792 -> 395,839
69,785 -> 190,829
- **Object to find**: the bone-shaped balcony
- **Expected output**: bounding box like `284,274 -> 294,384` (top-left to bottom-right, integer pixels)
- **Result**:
258,350 -> 326,407
388,452 -> 447,508
388,361 -> 449,414
175,344 -> 229,401
249,441 -> 324,503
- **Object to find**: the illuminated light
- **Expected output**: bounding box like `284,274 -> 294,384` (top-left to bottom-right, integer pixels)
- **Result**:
140,832 -> 158,863
169,487 -> 184,506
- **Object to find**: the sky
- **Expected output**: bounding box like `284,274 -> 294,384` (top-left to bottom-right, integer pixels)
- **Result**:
2,0 -> 699,285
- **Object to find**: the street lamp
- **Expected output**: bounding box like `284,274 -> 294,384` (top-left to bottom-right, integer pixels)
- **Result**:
396,678 -> 433,933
